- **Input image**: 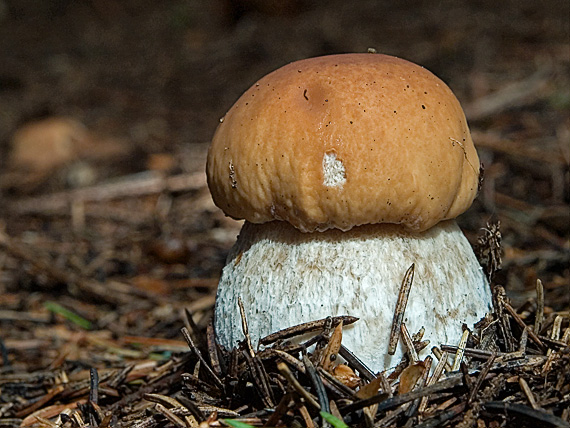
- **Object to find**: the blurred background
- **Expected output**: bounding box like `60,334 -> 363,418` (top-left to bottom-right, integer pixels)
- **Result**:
0,0 -> 568,371
1,0 -> 568,155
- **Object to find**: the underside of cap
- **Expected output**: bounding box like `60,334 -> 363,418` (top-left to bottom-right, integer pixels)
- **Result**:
214,220 -> 492,372
207,53 -> 480,232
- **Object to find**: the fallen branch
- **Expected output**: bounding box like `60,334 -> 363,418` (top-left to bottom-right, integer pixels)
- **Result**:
6,171 -> 207,215
464,67 -> 552,121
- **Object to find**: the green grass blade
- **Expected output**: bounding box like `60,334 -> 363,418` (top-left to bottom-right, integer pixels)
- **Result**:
222,419 -> 256,428
44,301 -> 92,330
320,411 -> 350,428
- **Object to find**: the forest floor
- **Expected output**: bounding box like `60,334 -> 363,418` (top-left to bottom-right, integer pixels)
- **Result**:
0,1 -> 568,427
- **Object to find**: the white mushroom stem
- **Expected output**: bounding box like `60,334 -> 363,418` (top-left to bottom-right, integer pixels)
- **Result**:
214,220 -> 492,373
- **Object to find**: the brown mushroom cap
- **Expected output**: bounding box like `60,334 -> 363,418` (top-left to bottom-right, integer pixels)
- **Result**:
207,54 -> 480,232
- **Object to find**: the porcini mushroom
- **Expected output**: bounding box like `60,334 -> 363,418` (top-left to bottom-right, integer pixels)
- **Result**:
207,53 -> 492,372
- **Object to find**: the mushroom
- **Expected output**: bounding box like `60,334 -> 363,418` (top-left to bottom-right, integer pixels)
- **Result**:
207,53 -> 492,372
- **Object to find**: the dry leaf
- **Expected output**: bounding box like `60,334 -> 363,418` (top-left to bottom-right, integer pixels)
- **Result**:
398,362 -> 426,394
147,153 -> 177,172
356,374 -> 386,423
333,364 -> 360,389
131,275 -> 171,295
9,117 -> 85,173
321,321 -> 343,371
356,375 -> 383,399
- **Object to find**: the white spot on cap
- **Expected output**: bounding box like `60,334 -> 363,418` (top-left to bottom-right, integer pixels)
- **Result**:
322,152 -> 346,187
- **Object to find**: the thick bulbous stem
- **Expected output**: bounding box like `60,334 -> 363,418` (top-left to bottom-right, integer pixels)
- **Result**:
214,220 -> 492,372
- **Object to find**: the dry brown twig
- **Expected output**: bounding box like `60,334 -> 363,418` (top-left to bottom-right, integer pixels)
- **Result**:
6,171 -> 207,215
258,315 -> 358,346
388,264 -> 415,355
464,66 -> 552,121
